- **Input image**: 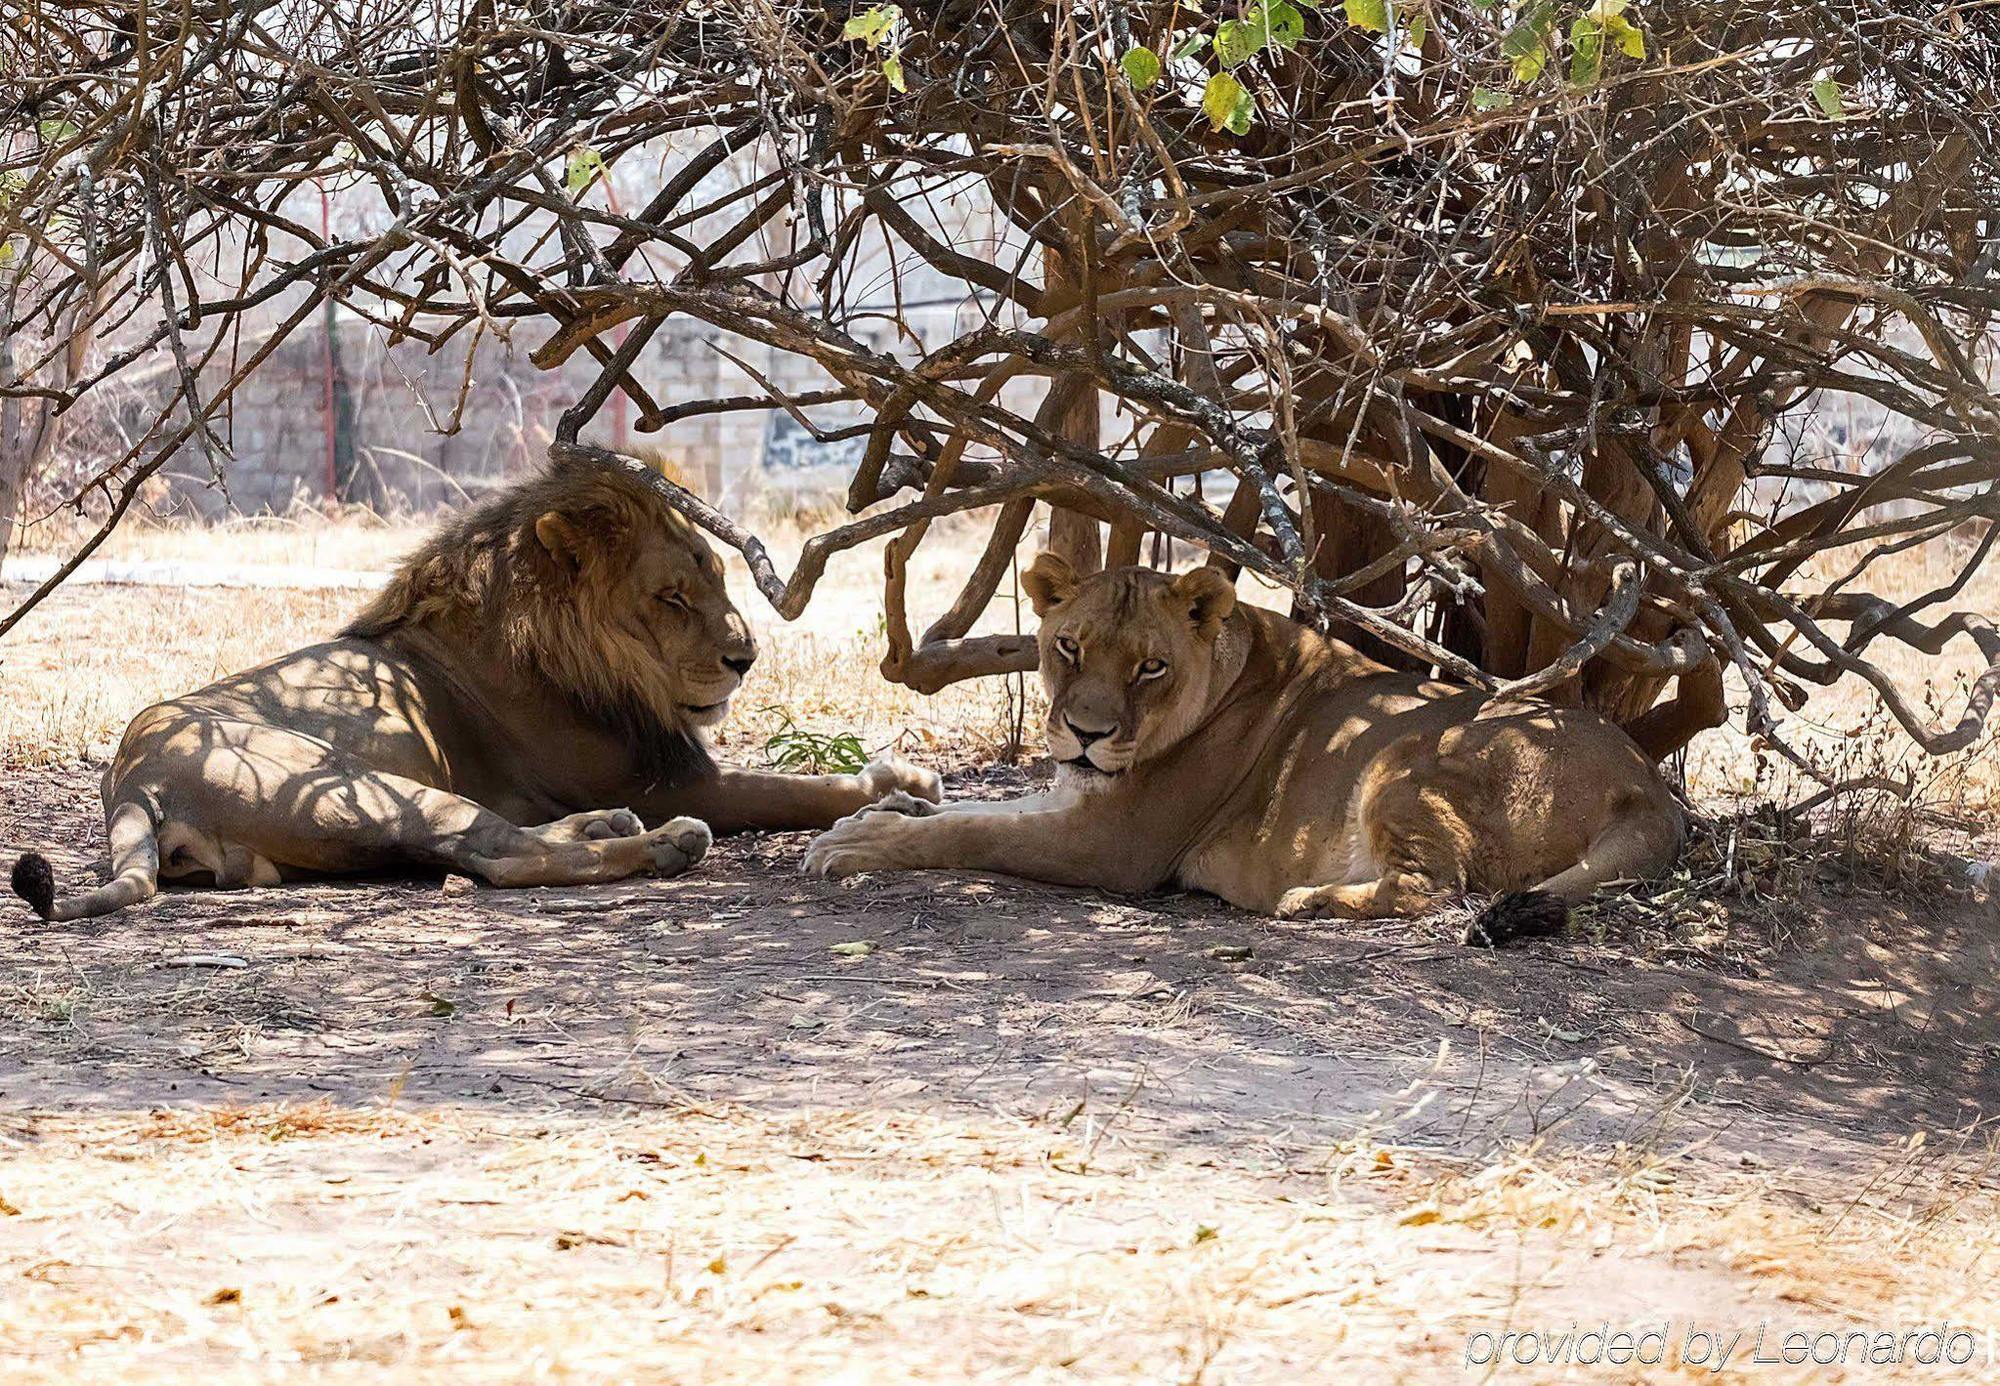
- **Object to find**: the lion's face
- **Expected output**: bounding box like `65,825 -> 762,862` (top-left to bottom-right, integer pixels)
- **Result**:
1021,554 -> 1238,789
528,490 -> 758,734
613,515 -> 758,728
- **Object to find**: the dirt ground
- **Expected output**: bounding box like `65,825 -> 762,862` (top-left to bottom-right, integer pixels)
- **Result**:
7,529 -> 2000,1381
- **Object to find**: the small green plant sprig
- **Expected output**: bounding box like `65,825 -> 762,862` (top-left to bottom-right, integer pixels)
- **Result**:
761,709 -> 872,776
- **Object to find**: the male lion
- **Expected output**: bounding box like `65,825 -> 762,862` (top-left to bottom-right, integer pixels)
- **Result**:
11,452 -> 938,921
805,554 -> 1682,943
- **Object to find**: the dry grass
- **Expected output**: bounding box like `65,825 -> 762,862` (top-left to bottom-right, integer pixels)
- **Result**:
4,1098 -> 1998,1383
8,504 -> 435,572
1682,530 -> 2000,818
0,585 -> 358,768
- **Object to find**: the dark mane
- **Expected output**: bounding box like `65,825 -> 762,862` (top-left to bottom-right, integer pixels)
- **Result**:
341,455 -> 711,774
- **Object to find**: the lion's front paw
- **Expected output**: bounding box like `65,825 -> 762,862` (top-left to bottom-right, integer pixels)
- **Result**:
581,807 -> 645,840
802,811 -> 919,878
858,755 -> 943,806
535,806 -> 646,844
643,816 -> 713,877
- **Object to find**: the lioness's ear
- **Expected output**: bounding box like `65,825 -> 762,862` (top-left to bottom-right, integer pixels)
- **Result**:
1169,566 -> 1237,638
534,511 -> 585,572
1021,552 -> 1079,617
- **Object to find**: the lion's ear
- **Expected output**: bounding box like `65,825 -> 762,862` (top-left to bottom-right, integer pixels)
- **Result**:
1169,566 -> 1237,638
1021,552 -> 1079,617
534,511 -> 585,572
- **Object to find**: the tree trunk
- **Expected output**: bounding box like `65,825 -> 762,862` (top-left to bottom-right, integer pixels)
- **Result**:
0,275 -> 98,577
0,343 -> 56,577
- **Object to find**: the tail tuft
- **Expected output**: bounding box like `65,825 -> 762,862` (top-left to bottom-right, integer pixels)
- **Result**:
1463,889 -> 1568,948
11,853 -> 56,920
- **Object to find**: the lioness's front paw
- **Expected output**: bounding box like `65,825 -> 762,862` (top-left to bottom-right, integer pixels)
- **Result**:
802,811 -> 917,878
644,816 -> 713,877
1275,886 -> 1333,919
858,755 -> 942,805
854,789 -> 937,819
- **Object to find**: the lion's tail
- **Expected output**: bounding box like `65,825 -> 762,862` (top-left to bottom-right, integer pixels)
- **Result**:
12,800 -> 160,922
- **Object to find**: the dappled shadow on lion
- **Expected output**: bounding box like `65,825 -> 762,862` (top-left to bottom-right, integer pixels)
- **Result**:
807,554 -> 1682,948
12,450 -> 938,923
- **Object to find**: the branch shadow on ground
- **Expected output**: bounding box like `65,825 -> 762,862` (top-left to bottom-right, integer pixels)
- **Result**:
5,763 -> 1998,1178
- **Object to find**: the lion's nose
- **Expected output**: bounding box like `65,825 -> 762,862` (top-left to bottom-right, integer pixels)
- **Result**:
723,650 -> 756,676
1064,716 -> 1112,749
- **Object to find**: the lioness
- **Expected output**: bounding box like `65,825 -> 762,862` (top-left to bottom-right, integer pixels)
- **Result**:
805,554 -> 1682,942
11,452 -> 937,921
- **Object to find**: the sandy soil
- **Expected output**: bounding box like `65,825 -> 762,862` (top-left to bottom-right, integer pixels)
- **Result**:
6,750 -> 2000,1380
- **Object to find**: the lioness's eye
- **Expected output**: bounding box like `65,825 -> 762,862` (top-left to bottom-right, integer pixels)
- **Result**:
658,590 -> 690,612
1054,636 -> 1080,663
1137,658 -> 1168,680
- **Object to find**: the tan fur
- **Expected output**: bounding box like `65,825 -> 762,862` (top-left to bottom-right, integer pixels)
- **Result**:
15,454 -> 938,921
806,555 -> 1682,922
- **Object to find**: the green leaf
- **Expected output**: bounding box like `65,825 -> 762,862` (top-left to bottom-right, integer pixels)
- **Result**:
1407,8 -> 1429,50
1172,30 -> 1212,59
843,4 -> 900,48
831,940 -> 877,958
36,118 -> 78,145
1570,3 -> 1642,80
1812,77 -> 1846,120
1568,16 -> 1603,85
1344,0 -> 1389,34
1261,0 -> 1307,49
1604,12 -> 1645,59
564,144 -> 604,196
1120,46 -> 1163,90
882,53 -> 907,92
1292,0 -> 1321,8
1201,71 -> 1256,134
1500,1 -> 1555,82
1215,17 -> 1265,66
1471,85 -> 1514,110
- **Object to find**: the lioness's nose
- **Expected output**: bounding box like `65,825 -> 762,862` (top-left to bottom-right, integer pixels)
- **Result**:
723,650 -> 756,675
1064,716 -> 1111,748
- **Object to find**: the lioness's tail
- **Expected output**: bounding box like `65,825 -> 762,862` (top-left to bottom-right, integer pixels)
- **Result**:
11,800 -> 160,921
1464,788 -> 1684,948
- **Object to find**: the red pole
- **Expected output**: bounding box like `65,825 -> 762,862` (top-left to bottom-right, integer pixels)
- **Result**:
319,180 -> 337,504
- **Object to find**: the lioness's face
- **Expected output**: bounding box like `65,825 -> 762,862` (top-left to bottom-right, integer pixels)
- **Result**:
1021,554 -> 1238,788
